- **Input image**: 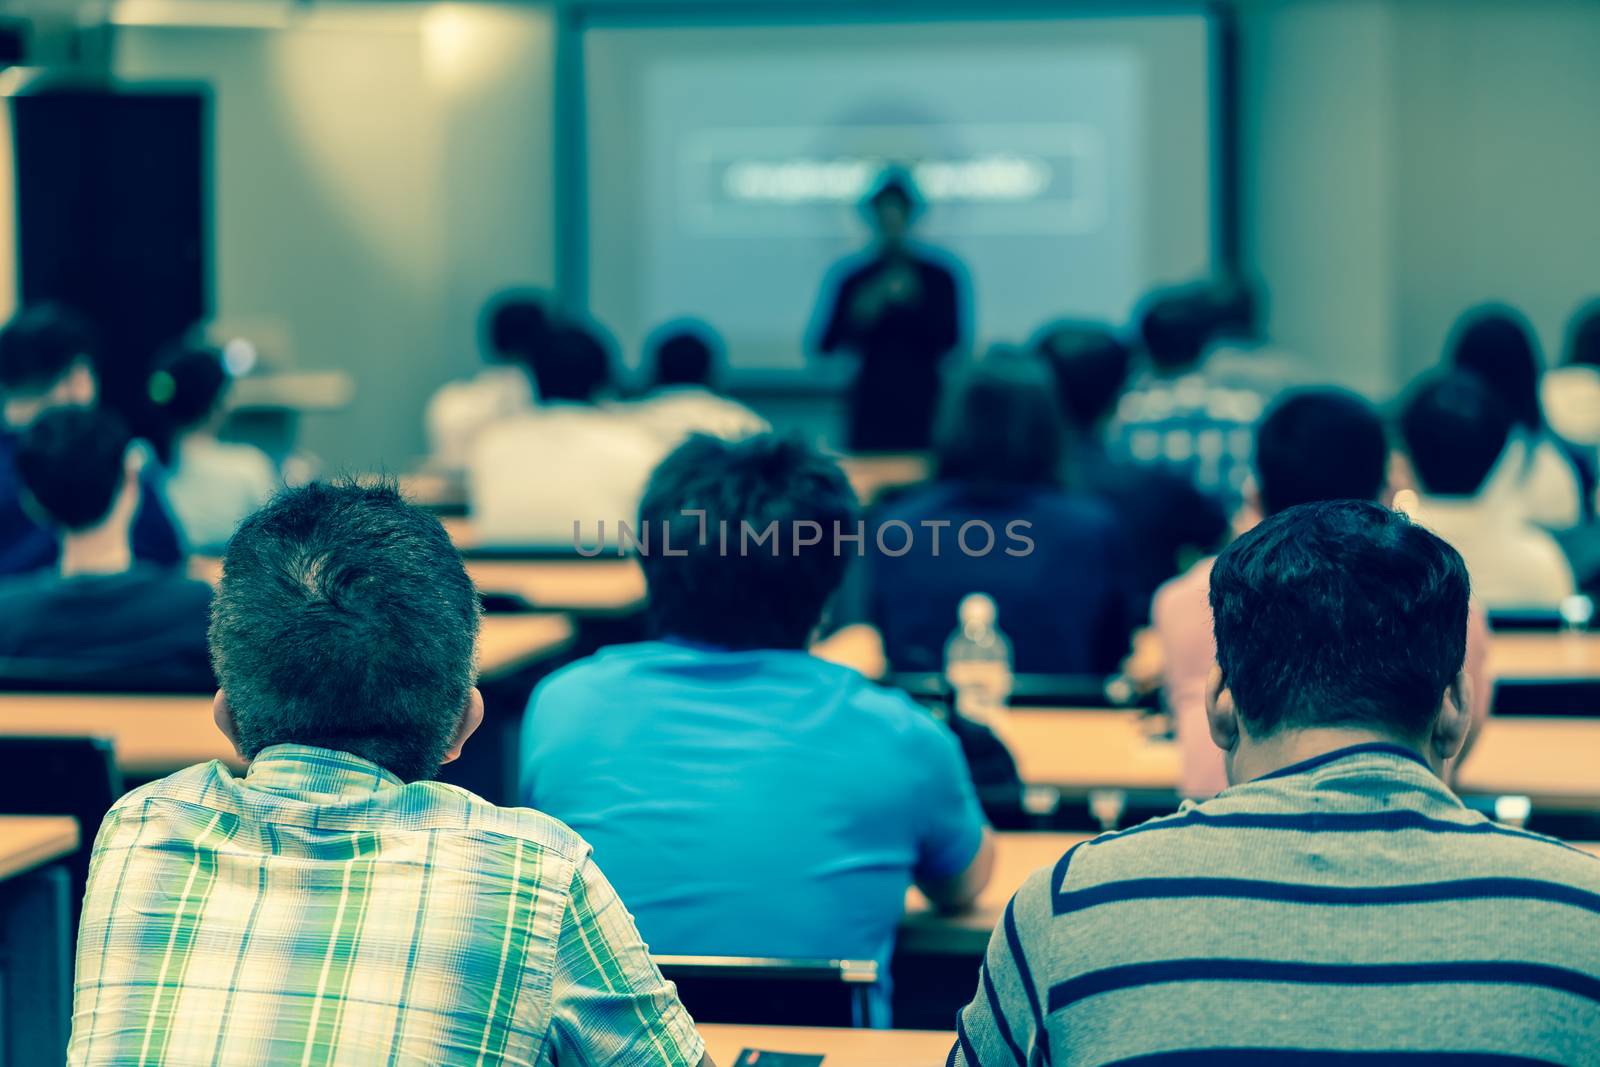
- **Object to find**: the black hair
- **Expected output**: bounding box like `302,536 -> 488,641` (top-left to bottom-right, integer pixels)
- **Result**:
1448,305 -> 1543,432
648,322 -> 720,389
483,292 -> 550,363
935,348 -> 1064,491
1138,286 -> 1218,372
865,167 -> 920,218
1034,320 -> 1131,431
1400,371 -> 1513,497
147,344 -> 229,463
529,322 -> 612,403
209,481 -> 482,782
1210,499 -> 1469,740
1255,388 -> 1388,516
1566,298 -> 1600,369
0,304 -> 97,395
637,433 -> 856,650
15,405 -> 131,531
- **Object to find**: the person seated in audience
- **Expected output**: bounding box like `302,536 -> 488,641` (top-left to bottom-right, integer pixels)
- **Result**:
1104,283 -> 1270,514
955,499 -> 1600,1065
1448,304 -> 1592,527
1038,321 -> 1228,621
1154,388 -> 1491,799
521,434 -> 993,1024
470,318 -> 665,548
0,406 -> 214,691
0,305 -> 182,575
426,290 -> 545,471
148,342 -> 279,553
1399,371 -> 1576,607
631,320 -> 767,446
862,349 -> 1135,674
69,481 -> 709,1066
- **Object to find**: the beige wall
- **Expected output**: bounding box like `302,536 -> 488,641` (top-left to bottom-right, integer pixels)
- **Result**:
114,3 -> 557,470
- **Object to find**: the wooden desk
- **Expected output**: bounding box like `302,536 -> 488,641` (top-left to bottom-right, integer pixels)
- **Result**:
397,469 -> 467,514
465,558 -> 647,614
0,614 -> 574,777
1001,708 -> 1600,809
997,709 -> 1180,797
901,832 -> 1089,955
0,815 -> 79,1063
700,1024 -> 952,1067
1487,632 -> 1600,680
0,817 -> 78,883
837,453 -> 930,506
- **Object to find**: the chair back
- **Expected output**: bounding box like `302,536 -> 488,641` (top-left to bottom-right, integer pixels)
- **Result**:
653,955 -> 880,1028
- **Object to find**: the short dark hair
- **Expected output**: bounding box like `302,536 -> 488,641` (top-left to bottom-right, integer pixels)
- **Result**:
866,169 -> 919,216
637,433 -> 856,650
530,322 -> 612,403
1400,371 -> 1513,497
483,292 -> 550,362
649,323 -> 719,388
935,348 -> 1064,490
1255,388 -> 1388,516
1138,286 -> 1217,372
149,343 -> 229,433
1448,305 -> 1543,432
16,405 -> 131,531
1565,298 -> 1600,369
1034,321 -> 1131,431
1210,499 -> 1469,740
0,304 -> 96,395
209,481 -> 482,782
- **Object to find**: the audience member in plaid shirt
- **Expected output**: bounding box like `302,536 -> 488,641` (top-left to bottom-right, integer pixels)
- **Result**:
68,481 -> 709,1067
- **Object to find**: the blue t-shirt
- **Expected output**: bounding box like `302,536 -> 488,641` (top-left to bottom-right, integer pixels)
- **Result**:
520,640 -> 987,1022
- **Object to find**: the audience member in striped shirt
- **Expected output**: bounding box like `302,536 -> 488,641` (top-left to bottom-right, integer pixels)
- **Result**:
954,499 -> 1600,1065
68,482 -> 709,1067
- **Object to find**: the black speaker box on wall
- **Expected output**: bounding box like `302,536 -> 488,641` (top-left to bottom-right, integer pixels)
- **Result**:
10,87 -> 207,432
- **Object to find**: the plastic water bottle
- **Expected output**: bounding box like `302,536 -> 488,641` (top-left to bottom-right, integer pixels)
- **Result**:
944,593 -> 1014,723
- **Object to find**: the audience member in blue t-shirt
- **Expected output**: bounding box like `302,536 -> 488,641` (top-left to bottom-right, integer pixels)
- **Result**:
863,348 -> 1136,675
520,434 -> 993,1024
0,306 -> 183,574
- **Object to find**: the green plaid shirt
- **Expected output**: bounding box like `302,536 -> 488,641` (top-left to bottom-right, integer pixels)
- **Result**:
69,745 -> 705,1067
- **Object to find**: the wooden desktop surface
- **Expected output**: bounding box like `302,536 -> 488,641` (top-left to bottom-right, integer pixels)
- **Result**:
1486,632 -> 1600,680
0,816 -> 80,882
0,614 -> 575,776
902,832 -> 1090,955
700,1023 -> 952,1067
998,708 -> 1600,807
465,558 -> 646,613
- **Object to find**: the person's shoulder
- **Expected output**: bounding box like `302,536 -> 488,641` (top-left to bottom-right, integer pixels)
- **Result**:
104,760 -> 238,821
411,779 -> 593,861
530,641 -> 671,709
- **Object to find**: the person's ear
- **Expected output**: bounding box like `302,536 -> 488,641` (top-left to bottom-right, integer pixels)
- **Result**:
1204,664 -> 1242,771
441,687 -> 485,766
1429,670 -> 1472,768
213,691 -> 246,762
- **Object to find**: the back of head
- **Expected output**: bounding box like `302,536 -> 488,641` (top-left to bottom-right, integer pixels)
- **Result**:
529,322 -> 612,403
1138,286 -> 1217,372
934,348 -> 1065,490
1400,371 -> 1513,497
1448,305 -> 1542,432
148,343 -> 229,439
16,405 -> 131,532
483,292 -> 550,364
648,323 -> 720,389
0,304 -> 96,399
638,433 -> 856,650
1566,298 -> 1600,368
209,481 -> 481,782
1254,388 -> 1387,516
1210,499 -> 1469,741
1034,321 -> 1131,431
